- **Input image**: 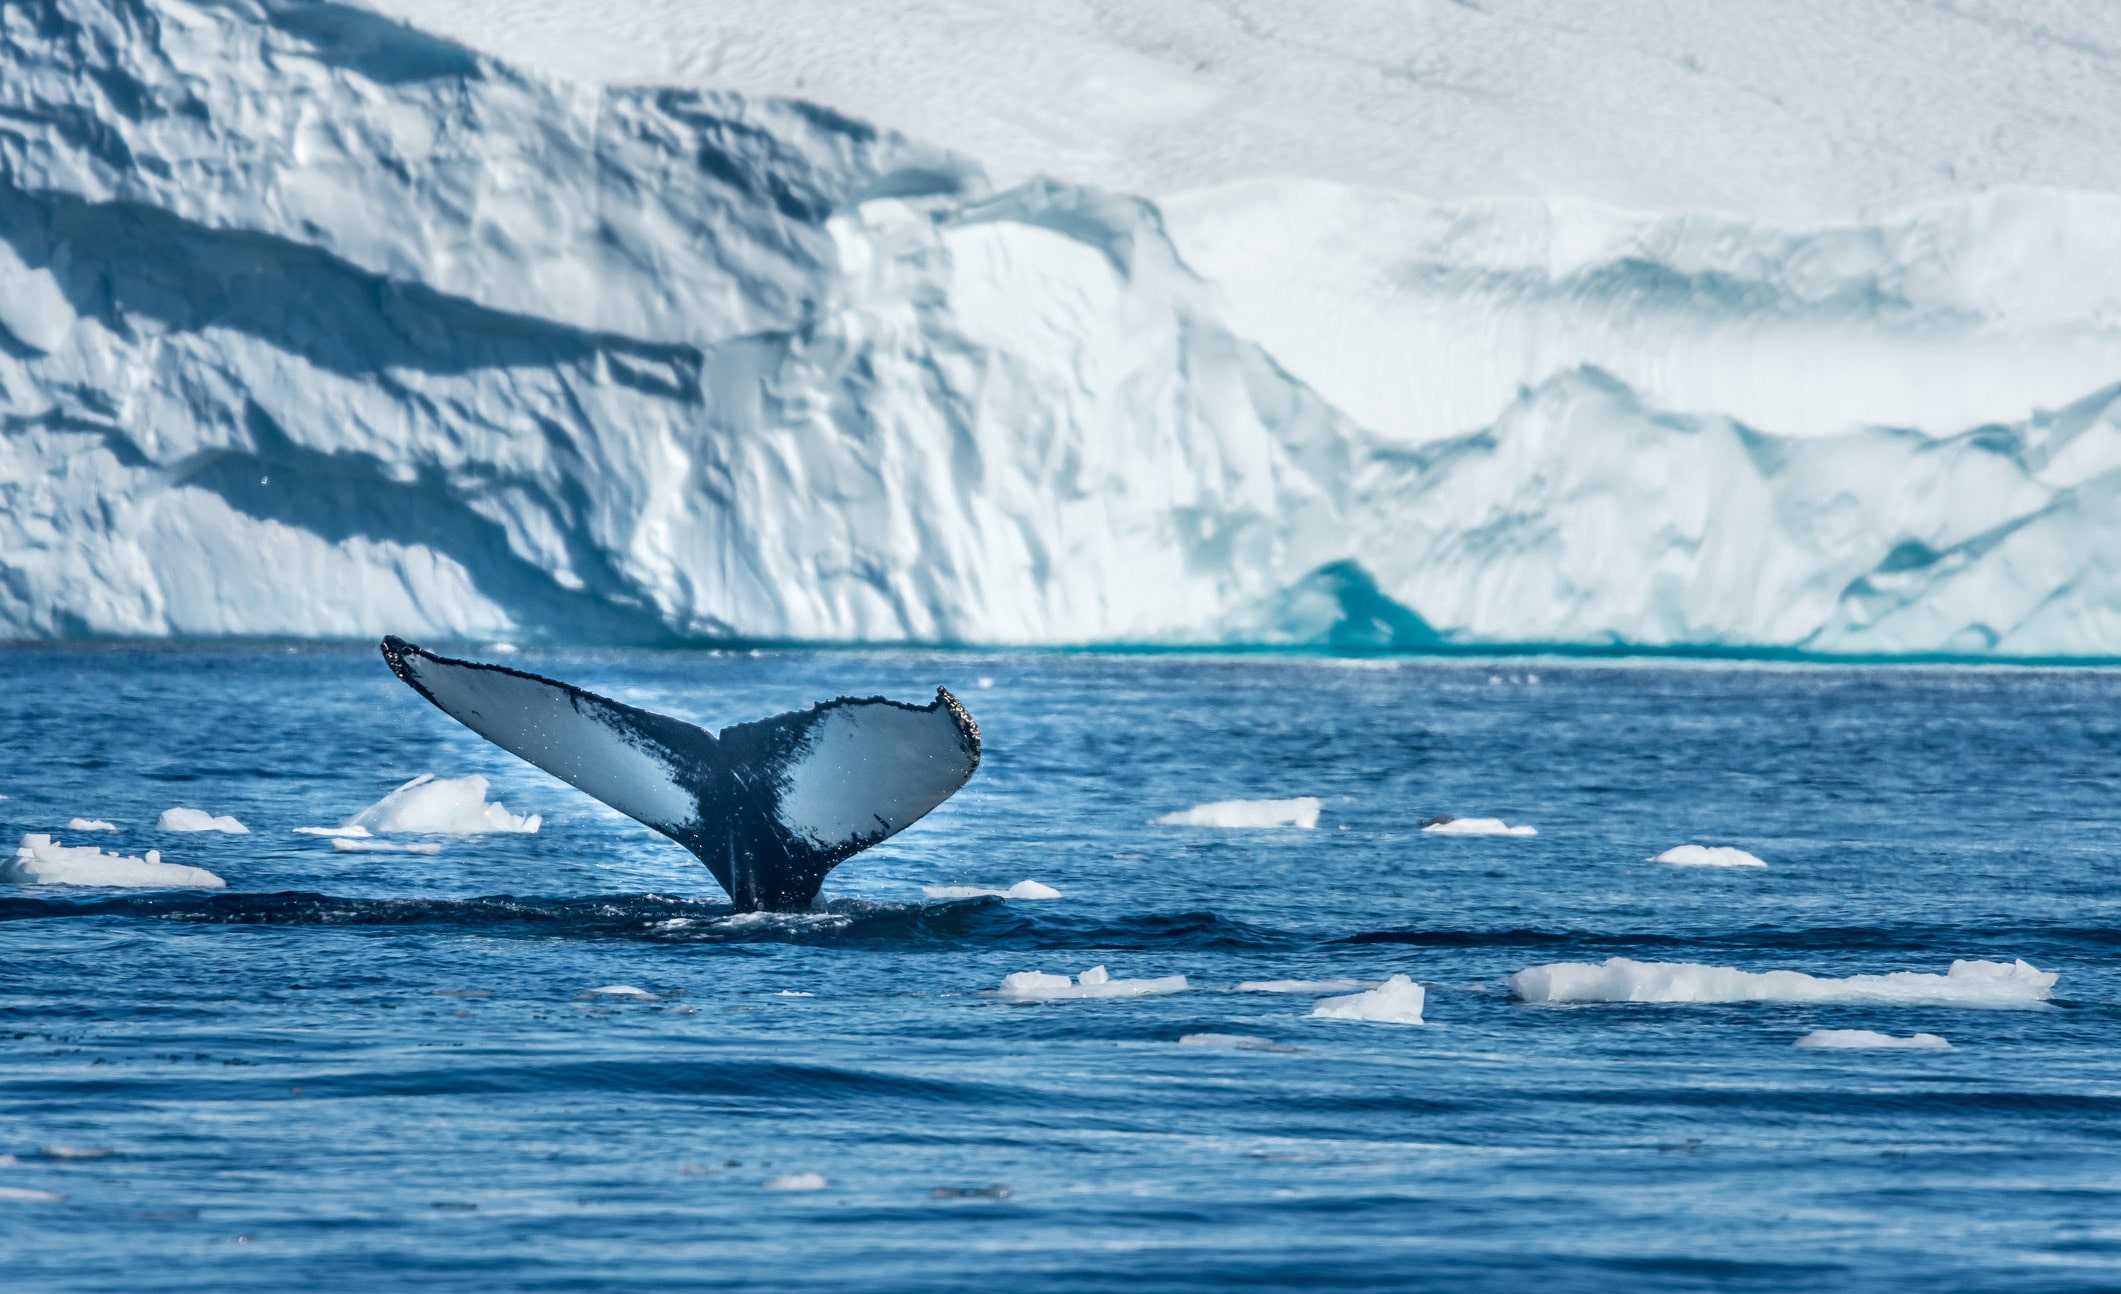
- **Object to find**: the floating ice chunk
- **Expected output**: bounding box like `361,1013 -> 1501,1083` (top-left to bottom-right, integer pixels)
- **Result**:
1237,978 -> 1375,994
1654,845 -> 1765,867
763,1172 -> 827,1191
4,834 -> 225,889
157,807 -> 249,834
580,985 -> 658,1000
923,880 -> 1061,900
342,774 -> 539,835
485,642 -> 519,655
1308,974 -> 1427,1024
65,818 -> 116,832
0,1187 -> 64,1203
1420,816 -> 1536,837
1507,957 -> 2055,1008
332,838 -> 442,854
775,990 -> 815,997
42,1145 -> 112,1161
995,965 -> 1190,1002
1795,1029 -> 1952,1049
296,825 -> 371,838
1179,1033 -> 1297,1051
1154,797 -> 1322,829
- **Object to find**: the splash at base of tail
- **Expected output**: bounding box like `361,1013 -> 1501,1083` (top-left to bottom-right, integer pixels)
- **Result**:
379,637 -> 980,911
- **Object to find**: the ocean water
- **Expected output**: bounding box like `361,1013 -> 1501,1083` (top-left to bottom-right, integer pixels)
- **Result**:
2,645 -> 2117,1291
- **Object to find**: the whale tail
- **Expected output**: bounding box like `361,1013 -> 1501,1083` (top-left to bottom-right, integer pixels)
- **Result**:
378,637 -> 981,911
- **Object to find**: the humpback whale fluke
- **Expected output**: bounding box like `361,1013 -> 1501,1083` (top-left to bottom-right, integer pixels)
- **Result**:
378,637 -> 981,912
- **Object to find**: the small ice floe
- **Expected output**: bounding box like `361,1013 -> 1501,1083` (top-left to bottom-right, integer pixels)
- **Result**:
65,818 -> 116,832
1179,1033 -> 1299,1052
1153,797 -> 1322,829
1507,957 -> 2055,1008
4,834 -> 225,889
295,825 -> 370,838
0,1187 -> 65,1203
1307,974 -> 1427,1024
923,880 -> 1061,901
763,1172 -> 827,1191
1420,816 -> 1537,837
1237,979 -> 1375,994
932,1183 -> 1010,1199
43,1145 -> 112,1161
578,985 -> 659,1001
332,838 -> 442,854
994,965 -> 1189,1002
1795,1029 -> 1952,1049
1653,845 -> 1765,868
157,807 -> 249,834
485,642 -> 519,655
775,991 -> 815,997
976,677 -> 994,689
338,774 -> 539,836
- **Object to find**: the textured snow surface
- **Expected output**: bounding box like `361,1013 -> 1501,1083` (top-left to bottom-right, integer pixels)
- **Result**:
1508,957 -> 2055,1008
3,833 -> 225,888
1155,798 -> 1322,829
1795,1030 -> 1952,1050
1308,975 -> 1427,1025
1654,845 -> 1767,868
157,807 -> 249,834
995,965 -> 1190,1002
342,775 -> 539,836
5,1 -> 2121,654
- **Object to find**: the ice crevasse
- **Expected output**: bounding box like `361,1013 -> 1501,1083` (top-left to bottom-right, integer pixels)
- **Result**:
5,0 -> 2121,654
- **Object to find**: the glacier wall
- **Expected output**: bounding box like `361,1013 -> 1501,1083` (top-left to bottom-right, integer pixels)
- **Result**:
3,0 -> 2121,655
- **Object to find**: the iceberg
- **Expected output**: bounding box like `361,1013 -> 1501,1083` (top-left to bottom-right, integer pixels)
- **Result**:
1307,975 -> 1427,1025
340,776 -> 539,836
1,1 -> 2120,656
1507,957 -> 2055,1008
3,834 -> 225,889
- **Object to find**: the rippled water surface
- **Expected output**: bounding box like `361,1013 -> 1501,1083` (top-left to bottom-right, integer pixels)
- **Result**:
3,646 -> 2118,1291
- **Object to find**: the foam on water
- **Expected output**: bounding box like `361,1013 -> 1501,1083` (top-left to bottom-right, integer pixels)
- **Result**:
332,838 -> 444,854
64,818 -> 115,832
1422,817 -> 1537,837
157,807 -> 249,834
1153,798 -> 1322,829
923,880 -> 1061,900
341,775 -> 540,836
1655,845 -> 1767,868
1237,978 -> 1375,994
995,965 -> 1191,1002
1507,957 -> 2055,1007
1307,974 -> 1427,1024
1795,1029 -> 1953,1049
3,834 -> 225,889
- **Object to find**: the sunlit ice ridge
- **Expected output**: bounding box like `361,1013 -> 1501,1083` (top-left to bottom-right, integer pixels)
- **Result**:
6,0 -> 2121,657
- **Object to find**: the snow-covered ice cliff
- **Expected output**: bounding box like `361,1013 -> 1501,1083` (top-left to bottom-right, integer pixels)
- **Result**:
4,0 -> 2121,654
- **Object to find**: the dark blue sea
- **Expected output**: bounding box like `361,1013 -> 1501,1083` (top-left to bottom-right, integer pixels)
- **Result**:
2,646 -> 2117,1291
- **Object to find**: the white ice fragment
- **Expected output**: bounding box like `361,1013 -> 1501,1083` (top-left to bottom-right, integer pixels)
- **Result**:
4,834 -> 224,889
1238,978 -> 1375,994
775,991 -> 815,997
976,677 -> 994,688
1508,957 -> 2054,1008
296,825 -> 371,837
1421,817 -> 1537,837
994,965 -> 1190,1002
924,880 -> 1061,900
341,775 -> 539,836
580,985 -> 658,1000
65,818 -> 116,832
1654,845 -> 1765,867
1154,797 -> 1321,829
157,807 -> 249,834
485,642 -> 519,654
42,1145 -> 112,1161
1308,974 -> 1427,1024
332,838 -> 442,854
762,1172 -> 827,1191
0,1187 -> 65,1203
1179,1033 -> 1295,1051
1795,1029 -> 1952,1049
